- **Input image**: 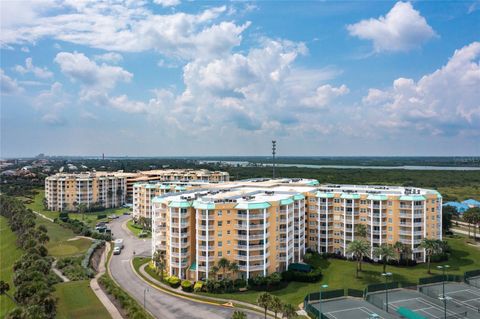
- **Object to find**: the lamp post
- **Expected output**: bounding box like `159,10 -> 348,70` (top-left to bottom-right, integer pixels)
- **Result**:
382,272 -> 392,312
143,287 -> 149,310
319,284 -> 329,315
437,265 -> 450,319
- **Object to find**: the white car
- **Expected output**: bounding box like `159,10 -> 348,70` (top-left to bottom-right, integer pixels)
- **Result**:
113,247 -> 121,255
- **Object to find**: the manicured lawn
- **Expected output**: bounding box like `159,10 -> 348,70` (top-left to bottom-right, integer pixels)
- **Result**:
35,216 -> 92,257
203,235 -> 480,306
54,280 -> 111,319
26,189 -> 130,227
0,216 -> 23,318
127,219 -> 151,238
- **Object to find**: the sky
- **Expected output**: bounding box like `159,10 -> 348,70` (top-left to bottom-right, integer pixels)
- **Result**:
1,0 -> 479,157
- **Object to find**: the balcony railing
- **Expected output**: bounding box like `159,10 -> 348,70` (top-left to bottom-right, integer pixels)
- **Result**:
237,212 -> 270,220
239,262 -> 270,272
234,243 -> 269,251
235,223 -> 270,230
198,255 -> 215,262
235,233 -> 268,240
235,252 -> 270,261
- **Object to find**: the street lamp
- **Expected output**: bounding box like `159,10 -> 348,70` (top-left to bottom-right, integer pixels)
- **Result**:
143,287 -> 149,310
319,284 -> 329,315
382,272 -> 392,312
437,265 -> 450,319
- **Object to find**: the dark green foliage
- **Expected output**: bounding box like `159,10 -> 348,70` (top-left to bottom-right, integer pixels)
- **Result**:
248,273 -> 284,291
0,196 -> 57,319
97,214 -> 107,220
56,257 -> 94,281
98,274 -> 152,319
282,267 -> 323,283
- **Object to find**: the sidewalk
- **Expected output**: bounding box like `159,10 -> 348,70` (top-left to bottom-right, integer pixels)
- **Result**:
52,259 -> 70,282
90,243 -> 124,319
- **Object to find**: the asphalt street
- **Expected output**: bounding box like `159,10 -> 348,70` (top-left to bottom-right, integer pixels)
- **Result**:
108,215 -> 262,319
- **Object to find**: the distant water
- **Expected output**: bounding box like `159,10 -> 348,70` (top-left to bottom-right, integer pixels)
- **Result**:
200,160 -> 480,171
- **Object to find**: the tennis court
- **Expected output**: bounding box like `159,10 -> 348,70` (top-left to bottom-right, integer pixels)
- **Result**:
310,297 -> 396,319
420,282 -> 480,315
368,288 -> 478,318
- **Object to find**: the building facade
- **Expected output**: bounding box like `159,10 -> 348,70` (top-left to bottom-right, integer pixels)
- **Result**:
150,180 -> 442,281
45,172 -> 130,211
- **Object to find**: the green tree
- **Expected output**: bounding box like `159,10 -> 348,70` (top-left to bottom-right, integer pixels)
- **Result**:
257,292 -> 272,319
232,310 -> 247,319
420,239 -> 441,274
346,239 -> 370,277
373,244 -> 396,273
270,296 -> 283,319
153,250 -> 166,281
77,203 -> 87,221
229,262 -> 239,280
282,304 -> 298,319
218,257 -> 230,279
355,224 -> 367,239
209,265 -> 219,280
0,280 -> 15,303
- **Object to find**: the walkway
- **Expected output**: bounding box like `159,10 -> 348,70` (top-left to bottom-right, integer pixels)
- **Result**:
90,242 -> 124,319
52,259 -> 70,282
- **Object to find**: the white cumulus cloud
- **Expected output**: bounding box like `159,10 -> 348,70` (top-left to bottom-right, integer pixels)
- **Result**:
347,2 -> 436,52
94,52 -> 123,64
363,41 -> 480,135
14,57 -> 53,79
1,69 -> 23,94
153,0 -> 181,7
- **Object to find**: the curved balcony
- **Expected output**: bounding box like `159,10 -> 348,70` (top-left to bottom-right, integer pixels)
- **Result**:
234,243 -> 269,251
235,252 -> 270,261
197,245 -> 214,251
170,222 -> 190,228
235,233 -> 268,240
170,241 -> 190,248
239,262 -> 270,272
234,223 -> 270,230
171,232 -> 189,239
237,212 -> 270,220
197,224 -> 214,231
198,255 -> 215,262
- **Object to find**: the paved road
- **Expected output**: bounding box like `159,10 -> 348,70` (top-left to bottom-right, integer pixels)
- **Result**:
109,215 -> 262,319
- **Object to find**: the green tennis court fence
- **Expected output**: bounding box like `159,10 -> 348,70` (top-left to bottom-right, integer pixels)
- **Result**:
466,276 -> 480,288
366,281 -> 399,293
347,288 -> 365,298
418,274 -> 463,285
305,303 -> 329,319
464,269 -> 480,279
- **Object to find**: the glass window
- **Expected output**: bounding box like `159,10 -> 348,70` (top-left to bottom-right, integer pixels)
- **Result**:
217,210 -> 222,216
218,241 -> 222,247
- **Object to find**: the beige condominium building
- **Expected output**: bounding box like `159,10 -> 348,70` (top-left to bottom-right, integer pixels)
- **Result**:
45,169 -> 230,211
150,179 -> 442,281
132,181 -> 211,220
45,171 -> 133,211
126,169 -> 230,203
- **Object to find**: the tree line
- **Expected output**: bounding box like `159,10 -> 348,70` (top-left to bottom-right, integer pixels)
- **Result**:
0,195 -> 59,319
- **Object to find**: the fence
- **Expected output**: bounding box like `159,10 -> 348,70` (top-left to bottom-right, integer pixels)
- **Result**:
303,288 -> 355,319
366,281 -> 399,293
464,269 -> 480,279
464,269 -> 480,288
347,288 -> 365,298
418,275 -> 463,285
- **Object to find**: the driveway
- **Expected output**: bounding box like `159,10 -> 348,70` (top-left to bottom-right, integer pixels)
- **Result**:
108,215 -> 262,319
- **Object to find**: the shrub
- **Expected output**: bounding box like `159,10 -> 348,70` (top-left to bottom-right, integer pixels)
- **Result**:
97,214 -> 107,220
59,212 -> 69,222
167,276 -> 181,288
234,278 -> 247,288
248,273 -> 285,291
181,280 -> 193,292
282,267 -> 322,283
193,281 -> 204,292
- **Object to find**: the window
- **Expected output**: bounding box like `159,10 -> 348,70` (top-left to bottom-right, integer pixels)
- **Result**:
218,221 -> 223,227
218,252 -> 222,257
388,201 -> 392,206
334,198 -> 341,203
227,230 -> 230,235
218,241 -> 222,247
227,250 -> 230,255
227,220 -> 231,225
388,235 -> 393,240
431,208 -> 435,212
389,210 -> 393,215
388,227 -> 392,231
388,218 -> 392,223
217,210 -> 222,216
218,231 -> 222,237
360,200 -> 367,205
227,240 -> 231,245
227,210 -> 231,215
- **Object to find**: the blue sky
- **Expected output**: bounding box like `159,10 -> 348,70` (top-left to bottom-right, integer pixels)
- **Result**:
1,0 -> 479,157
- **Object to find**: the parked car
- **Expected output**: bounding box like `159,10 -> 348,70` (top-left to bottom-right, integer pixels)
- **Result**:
113,247 -> 121,255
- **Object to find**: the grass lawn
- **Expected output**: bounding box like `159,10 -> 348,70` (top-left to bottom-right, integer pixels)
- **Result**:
201,235 -> 480,306
127,219 -> 151,238
0,217 -> 23,318
26,189 -> 130,228
35,216 -> 92,257
54,280 -> 111,319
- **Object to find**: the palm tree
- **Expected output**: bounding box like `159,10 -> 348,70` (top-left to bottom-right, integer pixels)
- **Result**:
355,224 -> 367,239
209,265 -> 219,280
229,262 -> 239,280
218,257 -> 230,279
346,239 -> 370,277
393,241 -> 405,261
257,292 -> 272,319
77,203 -> 87,221
153,250 -> 166,281
420,238 -> 441,274
232,310 -> 247,319
282,304 -> 297,319
468,208 -> 480,240
270,296 -> 283,319
464,210 -> 474,238
373,244 -> 396,273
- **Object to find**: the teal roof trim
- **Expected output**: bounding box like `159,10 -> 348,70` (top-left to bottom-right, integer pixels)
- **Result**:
159,185 -> 170,189
367,194 -> 388,201
315,192 -> 334,198
307,180 -> 319,186
175,186 -> 187,191
235,202 -> 271,210
293,194 -> 305,200
189,261 -> 197,271
192,200 -> 215,210
341,194 -> 361,200
168,201 -> 192,208
400,195 -> 425,201
280,198 -> 294,206
152,197 -> 166,204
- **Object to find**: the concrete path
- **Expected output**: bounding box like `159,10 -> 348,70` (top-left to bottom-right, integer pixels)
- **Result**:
90,242 -> 124,319
451,227 -> 480,239
32,210 -> 54,222
52,259 -> 70,282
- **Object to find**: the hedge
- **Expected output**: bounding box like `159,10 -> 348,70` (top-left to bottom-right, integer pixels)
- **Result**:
282,266 -> 322,283
181,280 -> 193,292
166,275 -> 181,288
194,281 -> 204,292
